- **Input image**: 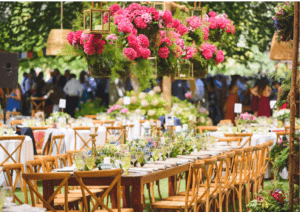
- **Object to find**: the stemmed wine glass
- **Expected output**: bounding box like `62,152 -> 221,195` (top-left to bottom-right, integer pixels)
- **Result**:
130,151 -> 137,167
144,147 -> 151,163
3,186 -> 13,208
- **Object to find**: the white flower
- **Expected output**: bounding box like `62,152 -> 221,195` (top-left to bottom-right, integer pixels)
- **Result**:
151,99 -> 159,106
153,86 -> 161,93
176,109 -> 182,115
149,90 -> 155,96
130,96 -> 137,104
139,92 -> 147,99
141,100 -> 149,107
200,117 -> 205,123
117,98 -> 124,105
135,109 -> 141,114
148,110 -> 155,116
172,103 -> 179,108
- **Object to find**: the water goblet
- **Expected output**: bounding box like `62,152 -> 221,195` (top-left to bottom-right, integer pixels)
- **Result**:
84,154 -> 95,171
130,151 -> 137,166
121,152 -> 131,175
144,147 -> 151,163
152,149 -> 160,161
3,186 -> 13,207
136,151 -> 144,167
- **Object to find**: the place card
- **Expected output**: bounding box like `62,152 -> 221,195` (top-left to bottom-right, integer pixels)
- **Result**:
234,103 -> 242,113
124,96 -> 130,105
59,99 -> 66,109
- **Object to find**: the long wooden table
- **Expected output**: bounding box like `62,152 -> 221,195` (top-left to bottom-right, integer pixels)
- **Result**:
43,163 -> 190,212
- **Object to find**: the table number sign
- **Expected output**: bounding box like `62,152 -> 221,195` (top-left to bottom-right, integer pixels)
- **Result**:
270,100 -> 277,109
165,114 -> 174,126
59,99 -> 66,109
234,103 -> 242,114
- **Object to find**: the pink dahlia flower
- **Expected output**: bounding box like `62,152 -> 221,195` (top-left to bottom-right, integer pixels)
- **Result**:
215,50 -> 224,64
72,30 -> 82,46
124,48 -> 137,61
67,32 -> 74,45
118,21 -> 134,34
217,18 -> 227,29
141,13 -> 152,24
134,16 -> 147,29
208,11 -> 217,17
177,24 -> 188,36
158,47 -> 170,59
109,4 -> 121,17
172,19 -> 181,28
162,10 -> 173,25
136,47 -> 151,59
209,17 -> 218,29
84,41 -> 96,55
80,33 -> 90,45
137,34 -> 149,48
149,7 -> 160,21
202,49 -> 213,60
127,34 -> 139,48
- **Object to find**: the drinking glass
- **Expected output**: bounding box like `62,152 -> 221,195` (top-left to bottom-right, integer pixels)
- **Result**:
85,155 -> 95,171
0,128 -> 4,136
232,127 -> 237,134
6,128 -> 14,136
121,152 -> 131,174
136,151 -> 144,167
73,152 -> 84,170
3,187 -> 13,207
237,125 -> 243,133
144,147 -> 151,162
114,152 -> 122,168
152,149 -> 160,161
130,151 -> 137,166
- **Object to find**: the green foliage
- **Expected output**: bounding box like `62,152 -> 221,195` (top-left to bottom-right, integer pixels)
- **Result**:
75,99 -> 108,119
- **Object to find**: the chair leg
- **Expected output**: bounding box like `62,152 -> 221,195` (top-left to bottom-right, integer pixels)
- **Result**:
239,188 -> 243,212
232,189 -> 236,212
156,180 -> 163,200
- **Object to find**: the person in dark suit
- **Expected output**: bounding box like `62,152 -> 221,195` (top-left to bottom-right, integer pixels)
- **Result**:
53,69 -> 66,90
172,79 -> 189,100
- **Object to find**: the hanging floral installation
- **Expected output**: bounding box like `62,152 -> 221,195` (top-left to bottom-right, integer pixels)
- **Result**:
66,3 -> 235,88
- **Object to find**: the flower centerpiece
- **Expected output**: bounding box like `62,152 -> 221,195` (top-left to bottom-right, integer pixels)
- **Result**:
273,2 -> 295,42
272,109 -> 290,127
246,181 -> 297,212
237,112 -> 257,124
49,112 -> 71,123
107,104 -> 129,117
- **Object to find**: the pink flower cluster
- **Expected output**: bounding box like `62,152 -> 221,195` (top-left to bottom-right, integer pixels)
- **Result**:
67,31 -> 106,55
208,11 -> 235,35
158,47 -> 170,59
186,16 -> 202,30
201,43 -> 217,59
183,47 -> 197,59
120,108 -> 129,114
270,189 -> 286,204
106,34 -> 118,44
123,34 -> 150,60
107,105 -> 121,114
239,112 -> 257,121
185,92 -> 192,99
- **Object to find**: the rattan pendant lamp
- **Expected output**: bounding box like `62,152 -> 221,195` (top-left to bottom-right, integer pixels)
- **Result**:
46,2 -> 72,55
270,33 -> 293,60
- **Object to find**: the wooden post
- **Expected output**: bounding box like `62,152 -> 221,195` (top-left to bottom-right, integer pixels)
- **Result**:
289,2 -> 299,211
162,76 -> 172,112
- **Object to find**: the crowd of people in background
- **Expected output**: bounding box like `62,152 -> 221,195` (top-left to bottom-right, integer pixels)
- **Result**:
0,68 -> 282,125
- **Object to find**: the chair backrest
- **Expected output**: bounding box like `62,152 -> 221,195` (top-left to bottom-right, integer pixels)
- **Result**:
30,97 -> 45,117
105,126 -> 125,144
284,126 -> 300,134
102,120 -> 115,127
92,120 -> 103,126
84,115 -> 97,120
10,120 -> 23,127
44,134 -> 65,156
219,119 -> 232,124
224,133 -> 253,147
74,169 -> 124,212
34,111 -> 45,121
57,154 -> 69,169
31,126 -> 51,131
42,156 -> 59,173
3,163 -> 28,205
197,126 -> 218,134
0,135 -> 26,167
217,137 -> 243,145
23,173 -> 71,212
8,111 -> 21,116
73,127 -> 99,150
276,132 -> 288,144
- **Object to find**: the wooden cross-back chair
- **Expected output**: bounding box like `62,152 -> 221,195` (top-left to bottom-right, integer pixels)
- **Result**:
22,173 -> 81,212
152,161 -> 205,212
10,119 -> 23,127
0,135 -> 26,171
30,97 -> 45,117
197,126 -> 218,134
276,131 -> 289,143
42,134 -> 65,157
102,120 -> 115,127
92,120 -> 104,126
84,115 -> 97,120
73,127 -> 99,150
284,126 -> 300,133
105,126 -> 125,144
74,169 -> 134,212
219,119 -> 232,125
224,133 -> 253,147
9,111 -> 21,116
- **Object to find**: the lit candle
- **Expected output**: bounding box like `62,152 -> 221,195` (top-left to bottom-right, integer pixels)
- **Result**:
95,25 -> 102,30
90,127 -> 95,134
157,120 -> 161,128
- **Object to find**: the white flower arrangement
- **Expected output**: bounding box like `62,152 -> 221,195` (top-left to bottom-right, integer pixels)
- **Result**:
273,109 -> 290,121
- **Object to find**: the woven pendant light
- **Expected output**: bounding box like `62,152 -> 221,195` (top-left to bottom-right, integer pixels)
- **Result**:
46,2 -> 72,55
270,33 -> 293,61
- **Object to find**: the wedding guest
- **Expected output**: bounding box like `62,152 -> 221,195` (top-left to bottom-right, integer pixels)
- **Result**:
250,80 -> 260,116
172,79 -> 189,100
224,77 -> 238,124
63,74 -> 83,117
64,70 -> 71,82
6,85 -> 22,112
272,81 -> 282,101
21,72 -> 28,95
44,68 -> 52,83
206,77 -> 222,125
251,77 -> 271,117
79,71 -> 90,104
53,69 -> 66,90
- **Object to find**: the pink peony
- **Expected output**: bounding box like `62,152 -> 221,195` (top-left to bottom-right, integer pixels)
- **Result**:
127,34 -> 139,48
185,92 -> 192,99
114,15 -> 127,25
208,11 -> 217,17
107,108 -> 112,114
134,16 -> 147,29
162,10 -> 173,25
158,47 -> 170,59
183,47 -> 197,59
137,34 -> 149,48
217,18 -> 227,29
128,3 -> 141,11
109,4 -> 121,17
202,49 -> 213,60
215,50 -> 224,64
172,19 -> 181,28
177,24 -> 188,36
67,32 -> 74,45
120,108 -> 129,114
124,48 -> 137,61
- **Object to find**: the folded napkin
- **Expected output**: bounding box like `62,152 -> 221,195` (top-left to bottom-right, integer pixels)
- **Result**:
190,152 -> 211,158
129,167 -> 156,172
143,164 -> 166,170
154,161 -> 176,167
54,166 -> 76,172
165,158 -> 189,164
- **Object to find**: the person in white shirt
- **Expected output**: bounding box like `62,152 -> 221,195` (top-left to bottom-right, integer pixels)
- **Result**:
63,74 -> 83,117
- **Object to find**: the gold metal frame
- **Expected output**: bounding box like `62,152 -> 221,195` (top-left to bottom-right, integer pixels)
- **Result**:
83,9 -> 111,34
175,62 -> 194,80
153,2 -> 165,11
190,2 -> 203,17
